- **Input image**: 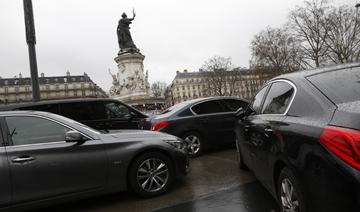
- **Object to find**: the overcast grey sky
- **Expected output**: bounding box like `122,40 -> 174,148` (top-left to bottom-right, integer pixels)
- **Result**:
0,0 -> 355,91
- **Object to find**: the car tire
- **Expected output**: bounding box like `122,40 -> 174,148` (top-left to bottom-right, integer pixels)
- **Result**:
182,131 -> 203,158
128,152 -> 175,198
278,167 -> 307,212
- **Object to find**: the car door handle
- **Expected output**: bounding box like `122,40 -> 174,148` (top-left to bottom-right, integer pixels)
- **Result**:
264,127 -> 273,137
12,156 -> 35,163
244,125 -> 251,132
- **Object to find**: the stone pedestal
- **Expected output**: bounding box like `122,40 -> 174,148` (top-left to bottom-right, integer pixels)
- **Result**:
109,52 -> 150,103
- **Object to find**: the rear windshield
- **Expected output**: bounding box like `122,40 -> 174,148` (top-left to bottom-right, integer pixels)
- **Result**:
160,102 -> 189,115
307,68 -> 360,104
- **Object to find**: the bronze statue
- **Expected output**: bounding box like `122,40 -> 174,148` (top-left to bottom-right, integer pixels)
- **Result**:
117,9 -> 139,53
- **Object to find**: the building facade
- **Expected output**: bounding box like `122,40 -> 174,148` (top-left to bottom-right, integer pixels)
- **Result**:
165,69 -> 274,106
0,72 -> 107,105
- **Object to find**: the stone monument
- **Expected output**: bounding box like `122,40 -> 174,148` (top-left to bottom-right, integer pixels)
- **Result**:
109,10 -> 151,104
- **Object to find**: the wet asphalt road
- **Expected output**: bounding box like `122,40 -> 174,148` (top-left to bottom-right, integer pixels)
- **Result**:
38,149 -> 279,212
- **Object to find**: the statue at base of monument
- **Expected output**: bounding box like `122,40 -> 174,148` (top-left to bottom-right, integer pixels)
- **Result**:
109,69 -> 122,95
117,9 -> 139,54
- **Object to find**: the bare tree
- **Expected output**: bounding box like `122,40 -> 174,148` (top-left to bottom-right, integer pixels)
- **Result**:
289,0 -> 331,68
201,56 -> 240,96
151,81 -> 167,97
324,5 -> 360,63
250,27 -> 304,73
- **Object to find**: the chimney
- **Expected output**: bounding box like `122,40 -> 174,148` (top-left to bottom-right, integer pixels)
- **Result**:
19,72 -> 22,78
40,73 -> 45,77
183,69 -> 188,73
176,71 -> 180,74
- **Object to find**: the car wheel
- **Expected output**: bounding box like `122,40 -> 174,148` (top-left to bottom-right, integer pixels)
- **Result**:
183,132 -> 203,157
129,152 -> 174,197
278,168 -> 307,212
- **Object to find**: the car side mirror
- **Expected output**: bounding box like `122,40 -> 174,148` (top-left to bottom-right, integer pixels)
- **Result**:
65,130 -> 88,143
235,107 -> 245,118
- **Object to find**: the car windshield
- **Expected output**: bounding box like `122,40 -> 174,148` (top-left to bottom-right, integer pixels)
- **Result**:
307,68 -> 360,104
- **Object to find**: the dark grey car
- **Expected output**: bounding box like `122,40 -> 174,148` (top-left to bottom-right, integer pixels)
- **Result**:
0,111 -> 189,210
142,97 -> 249,157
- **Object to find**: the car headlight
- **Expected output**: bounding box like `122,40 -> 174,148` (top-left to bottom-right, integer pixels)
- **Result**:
164,139 -> 186,150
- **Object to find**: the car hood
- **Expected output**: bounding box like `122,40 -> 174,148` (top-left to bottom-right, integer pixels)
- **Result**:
99,129 -> 178,141
330,100 -> 360,130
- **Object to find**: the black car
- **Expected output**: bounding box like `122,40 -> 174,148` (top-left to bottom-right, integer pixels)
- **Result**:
144,97 -> 249,157
235,63 -> 360,212
0,110 -> 188,210
0,98 -> 147,130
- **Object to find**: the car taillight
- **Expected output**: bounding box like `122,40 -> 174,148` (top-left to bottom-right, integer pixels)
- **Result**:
320,126 -> 360,170
150,121 -> 170,131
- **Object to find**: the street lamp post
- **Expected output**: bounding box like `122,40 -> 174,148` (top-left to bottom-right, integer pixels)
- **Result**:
23,0 -> 40,102
356,4 -> 360,61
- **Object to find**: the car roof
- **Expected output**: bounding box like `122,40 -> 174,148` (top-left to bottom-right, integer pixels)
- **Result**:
0,110 -> 55,117
182,96 -> 250,106
272,62 -> 360,82
0,98 -> 118,111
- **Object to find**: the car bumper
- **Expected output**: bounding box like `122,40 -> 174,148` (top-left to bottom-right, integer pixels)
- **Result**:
172,150 -> 190,179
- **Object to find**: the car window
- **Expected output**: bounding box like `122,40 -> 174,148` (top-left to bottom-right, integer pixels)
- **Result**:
104,102 -> 130,119
222,99 -> 248,112
5,116 -> 70,146
60,102 -> 106,121
307,68 -> 360,104
251,86 -> 268,114
262,81 -> 295,114
191,100 -> 224,115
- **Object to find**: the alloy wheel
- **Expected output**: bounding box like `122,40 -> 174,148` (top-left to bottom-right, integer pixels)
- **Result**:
137,158 -> 169,192
280,178 -> 299,212
184,135 -> 201,156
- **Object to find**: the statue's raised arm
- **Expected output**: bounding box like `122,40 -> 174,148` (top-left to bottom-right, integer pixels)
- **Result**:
131,8 -> 136,20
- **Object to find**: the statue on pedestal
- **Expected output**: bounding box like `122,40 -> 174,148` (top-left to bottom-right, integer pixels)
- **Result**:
117,9 -> 139,54
110,10 -> 151,102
